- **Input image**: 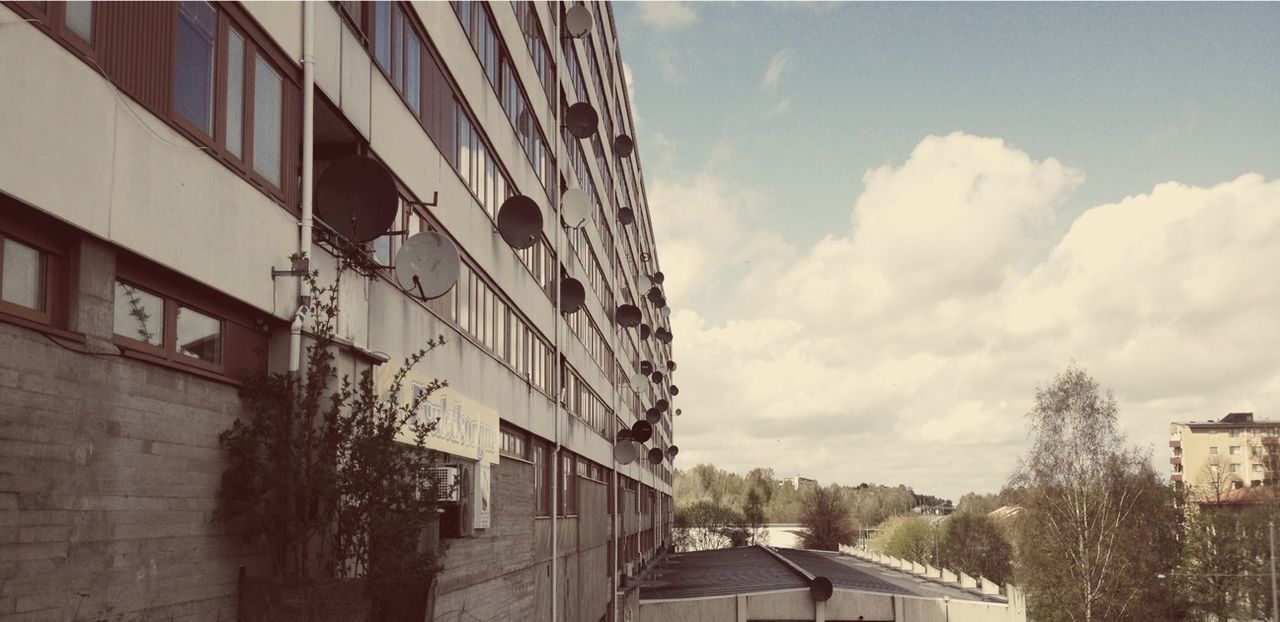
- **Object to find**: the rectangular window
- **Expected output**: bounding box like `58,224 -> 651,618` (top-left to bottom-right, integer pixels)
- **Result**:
500,427 -> 527,460
1255,464 -> 1264,472
1210,446 -> 1219,455
113,281 -> 165,347
404,27 -> 422,115
176,305 -> 222,364
560,452 -> 576,516
1,238 -> 47,312
1230,429 -> 1241,438
1230,463 -> 1241,474
225,29 -> 246,158
374,0 -> 391,70
1231,446 -> 1241,455
252,55 -> 283,186
174,1 -> 217,135
533,442 -> 549,516
65,1 -> 93,43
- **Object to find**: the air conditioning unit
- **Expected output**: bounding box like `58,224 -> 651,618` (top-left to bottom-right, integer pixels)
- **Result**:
428,465 -> 460,503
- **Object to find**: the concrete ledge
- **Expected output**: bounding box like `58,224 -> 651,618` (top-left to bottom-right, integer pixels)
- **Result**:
941,569 -> 958,584
980,577 -> 1001,595
959,573 -> 978,589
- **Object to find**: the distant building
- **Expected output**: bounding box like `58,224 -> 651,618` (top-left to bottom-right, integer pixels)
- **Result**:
1170,413 -> 1280,499
784,476 -> 819,489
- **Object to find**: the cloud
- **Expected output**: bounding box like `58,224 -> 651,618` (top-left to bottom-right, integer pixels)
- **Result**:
765,99 -> 792,120
637,1 -> 696,31
657,132 -> 1280,500
622,62 -> 640,127
761,49 -> 794,90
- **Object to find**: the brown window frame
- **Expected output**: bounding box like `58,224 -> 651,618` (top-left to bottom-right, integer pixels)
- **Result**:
0,199 -> 71,331
112,278 -> 226,376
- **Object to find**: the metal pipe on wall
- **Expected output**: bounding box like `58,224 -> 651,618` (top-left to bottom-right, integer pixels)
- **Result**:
290,0 -> 316,375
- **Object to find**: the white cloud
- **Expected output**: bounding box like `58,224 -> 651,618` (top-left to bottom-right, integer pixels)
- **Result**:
761,49 -> 793,90
658,132 -> 1280,500
622,62 -> 640,127
765,99 -> 792,120
637,1 -> 697,31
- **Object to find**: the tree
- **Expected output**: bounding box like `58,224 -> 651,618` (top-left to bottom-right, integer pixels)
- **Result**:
799,485 -> 856,551
1176,504 -> 1270,621
1010,364 -> 1180,622
1196,454 -> 1243,504
674,500 -> 747,551
868,515 -> 935,564
955,492 -> 1001,516
939,513 -> 1012,584
743,487 -> 768,545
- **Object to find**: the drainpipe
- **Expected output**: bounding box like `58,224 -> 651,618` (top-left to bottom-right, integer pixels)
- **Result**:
550,5 -> 562,621
290,0 -> 316,374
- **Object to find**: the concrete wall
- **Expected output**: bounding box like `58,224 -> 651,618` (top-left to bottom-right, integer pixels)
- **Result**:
0,241 -> 269,620
640,588 -> 1025,622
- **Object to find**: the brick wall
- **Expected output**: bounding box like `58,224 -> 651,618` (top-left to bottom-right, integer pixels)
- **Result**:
0,321 -> 267,621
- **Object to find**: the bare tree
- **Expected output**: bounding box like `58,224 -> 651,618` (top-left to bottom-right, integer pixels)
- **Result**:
1010,364 -> 1179,622
1196,454 -> 1243,504
799,485 -> 856,551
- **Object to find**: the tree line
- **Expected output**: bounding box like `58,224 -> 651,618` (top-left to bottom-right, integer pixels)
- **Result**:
676,364 -> 1280,621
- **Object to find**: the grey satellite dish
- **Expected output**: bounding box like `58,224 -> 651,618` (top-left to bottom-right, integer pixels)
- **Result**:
650,370 -> 664,384
675,408 -> 682,416
631,420 -> 653,444
614,134 -> 635,158
666,445 -> 679,460
616,304 -> 641,328
639,323 -> 651,340
614,439 -> 637,465
661,306 -> 672,318
394,232 -> 460,300
560,277 -> 586,314
565,102 -> 599,139
667,360 -> 677,372
646,286 -> 663,305
638,274 -> 653,291
655,398 -> 669,413
653,271 -> 665,285
640,360 -> 654,375
670,385 -> 680,396
647,447 -> 664,465
497,195 -> 543,250
618,207 -> 635,226
315,155 -> 399,242
561,187 -> 592,228
646,408 -> 661,425
630,371 -> 648,387
564,5 -> 592,38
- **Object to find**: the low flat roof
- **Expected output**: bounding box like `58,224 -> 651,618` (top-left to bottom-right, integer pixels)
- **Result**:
639,546 -> 1003,604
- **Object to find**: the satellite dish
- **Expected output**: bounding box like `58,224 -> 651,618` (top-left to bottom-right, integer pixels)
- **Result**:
561,187 -> 592,228
618,207 -> 635,226
650,370 -> 664,384
810,577 -> 834,602
629,371 -> 648,387
394,232 -> 460,300
661,306 -> 672,318
646,286 -> 663,305
631,420 -> 652,444
666,445 -> 680,460
565,102 -> 599,139
614,134 -> 635,158
675,408 -> 683,416
647,447 -> 664,465
656,328 -> 673,344
640,360 -> 654,375
315,155 -> 399,242
655,398 -> 669,413
653,271 -> 665,285
667,360 -> 677,371
616,304 -> 641,328
639,323 -> 651,340
616,429 -> 632,442
638,274 -> 653,291
497,195 -> 543,250
560,277 -> 586,314
670,385 -> 680,396
614,440 -> 637,465
564,5 -> 592,38
646,408 -> 661,425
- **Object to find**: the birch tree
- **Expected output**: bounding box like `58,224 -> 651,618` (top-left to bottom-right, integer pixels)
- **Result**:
1010,365 -> 1181,622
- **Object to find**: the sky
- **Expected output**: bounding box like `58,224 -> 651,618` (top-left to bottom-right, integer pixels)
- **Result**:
611,1 -> 1280,501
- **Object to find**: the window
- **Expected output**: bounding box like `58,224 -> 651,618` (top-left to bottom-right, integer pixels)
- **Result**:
1230,463 -> 1241,474
560,452 -> 577,516
1255,464 -> 1264,473
533,442 -> 549,516
252,55 -> 283,185
1230,429 -> 1241,438
112,279 -> 228,372
1,238 -> 47,313
65,1 -> 93,43
1210,446 -> 1219,455
501,427 -> 528,460
1231,446 -> 1241,455
225,30 -> 246,158
174,1 -> 217,135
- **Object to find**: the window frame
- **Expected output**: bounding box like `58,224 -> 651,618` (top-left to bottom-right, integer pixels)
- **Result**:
0,233 -> 57,326
112,278 -> 226,375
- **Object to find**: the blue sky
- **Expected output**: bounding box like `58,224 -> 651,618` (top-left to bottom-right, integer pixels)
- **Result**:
614,1 -> 1280,500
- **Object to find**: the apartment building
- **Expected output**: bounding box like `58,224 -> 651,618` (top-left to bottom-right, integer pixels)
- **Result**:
0,1 -> 673,620
1170,413 -> 1280,498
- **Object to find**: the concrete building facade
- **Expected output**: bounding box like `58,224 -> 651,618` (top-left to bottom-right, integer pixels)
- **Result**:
1170,412 -> 1280,499
0,1 -> 673,620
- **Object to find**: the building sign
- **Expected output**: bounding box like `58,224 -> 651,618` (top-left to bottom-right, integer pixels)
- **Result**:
475,461 -> 491,529
376,366 -> 499,464
411,384 -> 500,465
